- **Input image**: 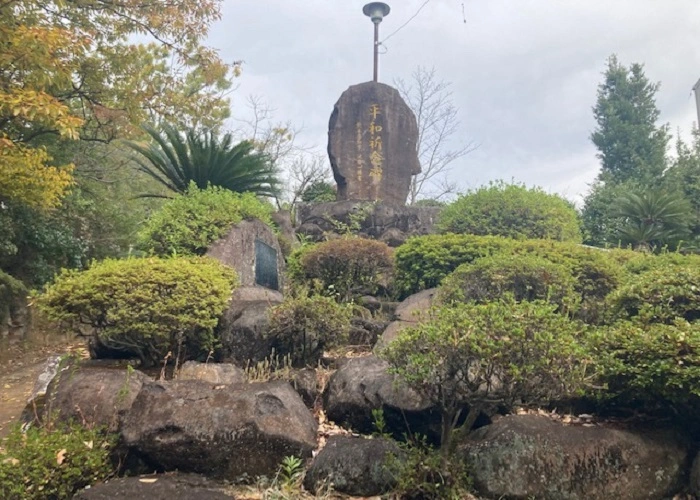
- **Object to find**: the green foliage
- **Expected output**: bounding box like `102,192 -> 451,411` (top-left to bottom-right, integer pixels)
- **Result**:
126,123 -> 281,197
591,55 -> 669,185
387,435 -> 472,500
266,295 -> 352,367
394,234 -> 623,315
0,423 -> 117,500
581,180 -> 635,247
138,184 -> 274,256
296,237 -> 393,301
611,188 -> 693,251
607,260 -> 700,324
394,233 -> 515,299
590,319 -> 700,405
37,256 -> 237,365
380,299 -> 589,451
437,181 -> 582,242
300,180 -> 336,203
439,254 -> 579,314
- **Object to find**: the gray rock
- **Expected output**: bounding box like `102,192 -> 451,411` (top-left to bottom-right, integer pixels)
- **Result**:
463,415 -> 688,500
121,380 -> 317,479
328,82 -> 420,206
379,227 -> 407,247
373,320 -> 412,352
323,355 -> 440,440
217,293 -> 283,365
304,436 -> 403,496
177,361 -> 246,385
288,368 -> 318,408
29,366 -> 148,432
72,473 -> 233,499
206,219 -> 284,291
394,288 -> 437,322
22,355 -> 62,421
348,317 -> 388,346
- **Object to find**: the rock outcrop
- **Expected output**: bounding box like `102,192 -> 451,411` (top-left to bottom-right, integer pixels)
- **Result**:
121,380 -> 317,479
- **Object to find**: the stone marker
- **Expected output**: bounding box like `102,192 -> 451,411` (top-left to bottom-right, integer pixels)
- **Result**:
328,81 -> 420,205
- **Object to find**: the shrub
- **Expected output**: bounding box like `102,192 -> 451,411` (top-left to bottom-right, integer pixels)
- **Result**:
380,299 -> 589,453
37,256 -> 237,365
297,237 -> 393,301
138,183 -> 274,256
607,262 -> 700,324
266,295 -> 352,367
438,254 -> 579,314
437,180 -> 582,242
590,319 -> 700,406
0,423 -> 117,499
393,233 -> 516,299
394,234 -> 623,311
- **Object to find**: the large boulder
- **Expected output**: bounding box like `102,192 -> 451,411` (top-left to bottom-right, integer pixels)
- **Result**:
121,380 -> 317,479
216,286 -> 284,365
374,288 -> 436,351
304,436 -> 403,496
73,473 -> 233,499
27,366 -> 148,432
21,355 -> 62,422
323,355 -> 441,441
177,361 -> 246,385
463,415 -> 688,500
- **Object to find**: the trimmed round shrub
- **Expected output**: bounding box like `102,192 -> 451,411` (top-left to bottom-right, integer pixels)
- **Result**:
37,256 -> 237,365
437,181 -> 582,242
297,237 -> 393,301
393,234 -> 623,313
266,295 -> 352,367
439,254 -> 579,314
393,234 -> 516,299
0,423 -> 117,499
590,319 -> 700,405
138,183 -> 274,256
607,262 -> 700,324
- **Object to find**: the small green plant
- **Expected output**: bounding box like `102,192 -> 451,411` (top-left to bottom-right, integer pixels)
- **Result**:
266,296 -> 352,367
244,351 -> 293,382
387,434 -> 472,500
0,423 -> 117,499
326,202 -> 375,236
138,183 -> 275,256
296,237 -> 394,302
37,256 -> 237,366
277,455 -> 305,488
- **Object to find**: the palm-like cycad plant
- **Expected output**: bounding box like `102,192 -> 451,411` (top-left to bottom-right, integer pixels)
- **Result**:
613,189 -> 692,251
125,123 -> 281,197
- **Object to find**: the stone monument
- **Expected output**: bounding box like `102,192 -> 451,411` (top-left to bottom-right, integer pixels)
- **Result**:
328,81 -> 420,206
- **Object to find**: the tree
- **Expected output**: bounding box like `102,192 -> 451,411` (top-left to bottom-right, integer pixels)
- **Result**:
665,129 -> 700,245
1,0 -> 235,209
612,188 -> 693,252
126,124 -> 281,198
395,67 -> 475,204
380,299 -> 589,456
590,55 -> 669,185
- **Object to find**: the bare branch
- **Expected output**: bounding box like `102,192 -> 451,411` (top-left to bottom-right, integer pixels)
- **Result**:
395,66 -> 477,204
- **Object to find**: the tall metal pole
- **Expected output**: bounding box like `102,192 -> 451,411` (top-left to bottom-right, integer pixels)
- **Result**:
373,22 -> 379,82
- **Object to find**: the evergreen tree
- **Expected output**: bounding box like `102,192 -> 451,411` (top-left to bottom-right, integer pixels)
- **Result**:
591,55 -> 669,184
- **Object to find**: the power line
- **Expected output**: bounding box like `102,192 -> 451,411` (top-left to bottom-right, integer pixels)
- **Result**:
380,0 -> 431,44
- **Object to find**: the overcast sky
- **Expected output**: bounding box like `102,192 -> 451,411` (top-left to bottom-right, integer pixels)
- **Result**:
207,0 -> 700,205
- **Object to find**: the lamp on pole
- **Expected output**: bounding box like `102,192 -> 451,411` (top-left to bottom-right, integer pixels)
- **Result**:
363,2 -> 390,82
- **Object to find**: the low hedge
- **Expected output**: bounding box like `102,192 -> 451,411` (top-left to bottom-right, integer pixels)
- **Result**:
439,254 -> 580,314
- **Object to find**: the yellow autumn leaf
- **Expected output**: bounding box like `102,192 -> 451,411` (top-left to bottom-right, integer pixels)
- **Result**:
139,478 -> 158,483
56,449 -> 67,465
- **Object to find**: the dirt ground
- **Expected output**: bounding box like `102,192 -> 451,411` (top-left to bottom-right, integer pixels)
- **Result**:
0,333 -> 83,438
